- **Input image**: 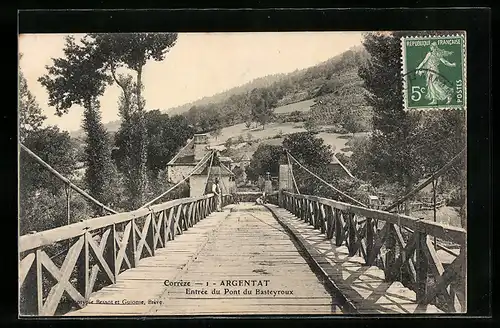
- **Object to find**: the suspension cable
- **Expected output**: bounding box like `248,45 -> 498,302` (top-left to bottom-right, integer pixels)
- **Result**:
286,150 -> 367,207
20,143 -> 118,214
383,147 -> 466,212
140,150 -> 214,208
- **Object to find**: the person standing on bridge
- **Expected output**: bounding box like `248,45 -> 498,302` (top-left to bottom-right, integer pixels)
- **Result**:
212,177 -> 222,211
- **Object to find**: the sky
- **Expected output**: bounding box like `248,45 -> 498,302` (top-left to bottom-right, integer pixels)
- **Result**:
19,32 -> 364,132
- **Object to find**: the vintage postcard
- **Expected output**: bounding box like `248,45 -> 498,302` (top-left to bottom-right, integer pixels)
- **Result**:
18,31 -> 467,317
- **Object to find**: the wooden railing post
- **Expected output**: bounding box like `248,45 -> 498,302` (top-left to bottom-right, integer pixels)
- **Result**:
193,200 -> 198,224
347,213 -> 356,256
326,206 -> 334,240
163,209 -> 170,244
306,200 -> 312,224
20,251 -> 41,315
416,230 -> 429,303
334,209 -> 343,246
319,204 -> 326,234
187,202 -> 194,228
313,202 -> 320,229
366,218 -> 374,265
35,249 -> 43,314
131,219 -> 138,267
76,231 -> 90,299
104,225 -> 117,284
385,224 -> 397,281
146,213 -> 155,257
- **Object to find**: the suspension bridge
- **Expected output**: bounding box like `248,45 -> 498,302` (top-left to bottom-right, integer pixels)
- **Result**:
18,142 -> 466,316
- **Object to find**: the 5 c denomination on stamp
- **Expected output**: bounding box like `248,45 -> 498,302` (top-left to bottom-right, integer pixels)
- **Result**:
401,33 -> 466,111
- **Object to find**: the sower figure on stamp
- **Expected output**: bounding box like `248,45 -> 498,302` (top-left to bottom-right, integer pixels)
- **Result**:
416,41 -> 456,105
212,177 -> 222,212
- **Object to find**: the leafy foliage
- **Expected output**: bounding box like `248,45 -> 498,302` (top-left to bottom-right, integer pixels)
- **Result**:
351,32 -> 466,222
144,110 -> 194,178
39,36 -> 116,211
303,117 -> 320,133
20,127 -> 77,195
38,36 -> 112,116
282,132 -> 333,168
232,165 -> 246,185
81,101 -> 117,210
249,88 -> 277,129
19,126 -> 80,234
311,51 -> 372,134
89,33 -> 178,209
19,189 -> 90,235
245,144 -> 284,182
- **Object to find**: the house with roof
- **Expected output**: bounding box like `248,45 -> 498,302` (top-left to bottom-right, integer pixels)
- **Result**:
166,133 -> 235,197
238,153 -> 252,168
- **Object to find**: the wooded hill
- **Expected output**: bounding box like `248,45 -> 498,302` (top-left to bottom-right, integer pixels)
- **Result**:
70,45 -> 370,138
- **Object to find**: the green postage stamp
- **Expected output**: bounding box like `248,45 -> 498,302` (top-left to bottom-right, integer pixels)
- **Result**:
401,34 -> 466,110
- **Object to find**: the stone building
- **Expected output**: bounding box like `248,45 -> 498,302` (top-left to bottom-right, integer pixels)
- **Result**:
166,133 -> 235,197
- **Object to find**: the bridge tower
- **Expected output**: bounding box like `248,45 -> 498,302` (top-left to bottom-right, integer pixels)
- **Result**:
278,164 -> 293,192
278,164 -> 293,206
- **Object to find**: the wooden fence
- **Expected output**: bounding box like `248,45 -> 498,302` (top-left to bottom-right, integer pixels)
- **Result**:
19,193 -> 233,316
278,191 -> 466,313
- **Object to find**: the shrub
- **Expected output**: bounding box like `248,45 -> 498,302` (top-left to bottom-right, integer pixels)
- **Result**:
225,137 -> 233,149
273,130 -> 284,139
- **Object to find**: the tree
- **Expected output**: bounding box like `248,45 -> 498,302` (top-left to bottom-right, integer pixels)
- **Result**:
225,138 -> 233,149
245,144 -> 284,182
303,116 -> 320,133
250,88 -> 275,129
39,36 -> 116,210
232,165 -> 246,185
245,119 -> 253,129
19,53 -> 46,141
281,132 -> 343,197
282,132 -> 333,169
145,111 -> 194,178
91,33 -> 177,112
20,126 -> 77,195
91,33 -> 178,208
357,31 -> 466,216
357,32 -> 427,196
19,126 -> 78,234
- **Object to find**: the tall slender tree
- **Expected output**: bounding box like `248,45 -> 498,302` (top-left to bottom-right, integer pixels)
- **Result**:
39,36 -> 116,211
91,33 -> 178,208
358,31 -> 466,218
358,32 -> 425,195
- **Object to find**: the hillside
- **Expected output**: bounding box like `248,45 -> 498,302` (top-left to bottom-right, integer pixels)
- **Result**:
165,73 -> 288,116
69,45 -> 369,139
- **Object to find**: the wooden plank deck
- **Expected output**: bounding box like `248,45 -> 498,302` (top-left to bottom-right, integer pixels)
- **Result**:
265,204 -> 443,314
67,203 -> 341,316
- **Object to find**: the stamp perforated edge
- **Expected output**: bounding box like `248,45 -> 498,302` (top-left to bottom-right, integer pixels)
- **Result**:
400,33 -> 467,111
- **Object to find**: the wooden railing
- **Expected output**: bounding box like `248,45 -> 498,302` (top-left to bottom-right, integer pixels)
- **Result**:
410,199 -> 446,212
19,193 -> 233,316
278,191 -> 466,313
